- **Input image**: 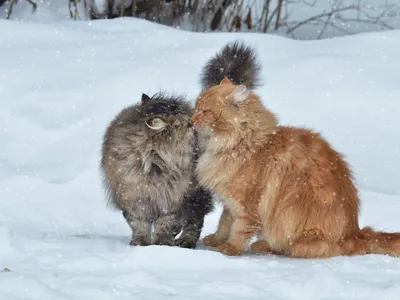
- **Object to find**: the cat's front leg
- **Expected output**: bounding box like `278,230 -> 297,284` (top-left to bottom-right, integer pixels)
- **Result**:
122,211 -> 152,246
175,187 -> 214,249
153,213 -> 182,246
174,216 -> 204,249
216,215 -> 257,256
203,206 -> 233,247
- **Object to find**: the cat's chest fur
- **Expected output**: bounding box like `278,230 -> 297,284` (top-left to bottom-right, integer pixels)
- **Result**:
116,142 -> 194,214
197,149 -> 241,200
197,144 -> 268,219
142,147 -> 193,208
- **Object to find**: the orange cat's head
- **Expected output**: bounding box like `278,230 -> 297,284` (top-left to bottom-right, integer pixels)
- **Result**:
192,77 -> 277,142
192,77 -> 252,137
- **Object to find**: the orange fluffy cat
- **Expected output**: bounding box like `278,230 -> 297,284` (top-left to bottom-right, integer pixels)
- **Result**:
193,41 -> 400,258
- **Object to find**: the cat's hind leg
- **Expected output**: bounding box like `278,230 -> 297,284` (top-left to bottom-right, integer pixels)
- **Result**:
153,213 -> 182,246
250,240 -> 277,254
285,229 -> 345,258
175,187 -> 214,249
174,217 -> 204,249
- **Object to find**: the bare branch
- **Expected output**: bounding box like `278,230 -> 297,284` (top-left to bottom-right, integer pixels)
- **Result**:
286,5 -> 358,35
69,0 -> 81,20
6,0 -> 36,19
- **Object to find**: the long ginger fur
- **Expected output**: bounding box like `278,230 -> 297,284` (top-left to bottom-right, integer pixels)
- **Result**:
192,78 -> 400,258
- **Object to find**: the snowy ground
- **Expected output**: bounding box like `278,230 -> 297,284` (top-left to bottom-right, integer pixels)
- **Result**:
1,17 -> 400,300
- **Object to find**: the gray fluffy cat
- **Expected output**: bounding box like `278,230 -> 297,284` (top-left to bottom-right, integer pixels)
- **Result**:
100,92 -> 213,248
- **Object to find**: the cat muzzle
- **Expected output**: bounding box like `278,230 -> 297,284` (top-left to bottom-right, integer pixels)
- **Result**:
191,112 -> 202,127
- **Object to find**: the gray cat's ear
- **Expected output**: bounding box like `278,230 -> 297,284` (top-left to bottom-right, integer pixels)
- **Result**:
230,84 -> 249,106
141,93 -> 151,104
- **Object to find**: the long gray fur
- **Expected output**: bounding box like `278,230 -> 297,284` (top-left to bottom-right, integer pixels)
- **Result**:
100,92 -> 213,248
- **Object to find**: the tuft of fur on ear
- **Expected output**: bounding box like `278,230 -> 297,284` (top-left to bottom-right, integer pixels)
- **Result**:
220,76 -> 233,85
141,93 -> 151,104
231,85 -> 250,105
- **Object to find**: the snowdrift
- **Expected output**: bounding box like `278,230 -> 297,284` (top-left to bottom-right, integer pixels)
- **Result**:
0,18 -> 399,300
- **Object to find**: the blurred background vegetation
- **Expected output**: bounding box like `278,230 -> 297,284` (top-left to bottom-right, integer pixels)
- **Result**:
1,0 -> 400,39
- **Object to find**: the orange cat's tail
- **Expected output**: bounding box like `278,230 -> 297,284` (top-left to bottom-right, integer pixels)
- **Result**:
288,227 -> 400,258
341,226 -> 400,257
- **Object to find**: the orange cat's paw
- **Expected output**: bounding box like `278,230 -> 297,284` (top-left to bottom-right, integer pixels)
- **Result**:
250,240 -> 274,254
203,234 -> 226,247
216,243 -> 243,256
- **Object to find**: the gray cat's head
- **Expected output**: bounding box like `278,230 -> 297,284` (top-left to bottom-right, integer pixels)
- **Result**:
136,93 -> 194,145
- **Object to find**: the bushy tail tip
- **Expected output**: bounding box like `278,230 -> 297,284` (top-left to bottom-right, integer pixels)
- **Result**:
200,40 -> 262,91
341,226 -> 400,257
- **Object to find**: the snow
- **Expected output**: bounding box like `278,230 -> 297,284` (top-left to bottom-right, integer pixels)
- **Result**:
1,17 -> 400,300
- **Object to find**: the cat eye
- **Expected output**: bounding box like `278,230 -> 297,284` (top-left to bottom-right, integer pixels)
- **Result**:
195,109 -> 211,115
145,117 -> 167,131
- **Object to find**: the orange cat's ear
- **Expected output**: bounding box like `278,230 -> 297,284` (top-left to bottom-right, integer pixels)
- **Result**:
220,76 -> 233,85
231,84 -> 250,105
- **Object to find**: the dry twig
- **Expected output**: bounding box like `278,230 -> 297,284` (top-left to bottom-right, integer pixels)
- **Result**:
6,0 -> 36,19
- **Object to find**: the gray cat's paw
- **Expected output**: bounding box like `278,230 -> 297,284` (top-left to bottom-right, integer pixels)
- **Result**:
174,238 -> 197,249
153,238 -> 175,246
129,239 -> 151,247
